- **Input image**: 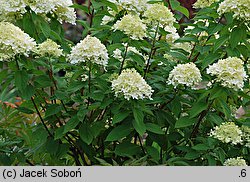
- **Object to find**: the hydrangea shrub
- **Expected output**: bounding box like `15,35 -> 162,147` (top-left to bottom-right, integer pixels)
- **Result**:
0,0 -> 249,166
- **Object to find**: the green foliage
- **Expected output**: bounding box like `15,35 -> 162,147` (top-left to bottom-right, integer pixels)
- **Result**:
0,0 -> 250,166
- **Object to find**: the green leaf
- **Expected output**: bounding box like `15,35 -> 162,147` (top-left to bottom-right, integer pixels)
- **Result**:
210,86 -> 227,100
90,90 -> 104,101
175,35 -> 198,43
218,99 -> 231,119
101,0 -> 118,12
171,97 -> 181,117
70,4 -> 89,14
207,113 -> 223,125
168,51 -> 188,61
55,90 -> 68,100
115,142 -> 141,157
192,144 -> 211,151
213,35 -> 228,52
146,123 -> 164,134
215,147 -> 226,163
49,30 -> 62,42
79,123 -> 94,145
63,116 -> 80,134
237,45 -> 249,60
67,81 -> 84,93
35,75 -> 52,87
146,146 -> 160,161
184,151 -> 200,160
22,14 -> 35,36
200,53 -> 219,69
0,70 -> 8,83
189,102 -> 208,118
230,26 -> 247,49
16,107 -> 34,114
21,84 -> 35,100
45,138 -> 59,155
39,21 -> 51,38
54,126 -> 65,140
45,104 -> 62,118
91,122 -> 106,138
132,107 -> 146,136
175,116 -> 196,128
112,111 -> 130,124
206,155 -> 217,166
170,0 -> 189,18
77,107 -> 88,121
105,124 -> 132,141
15,70 -> 29,93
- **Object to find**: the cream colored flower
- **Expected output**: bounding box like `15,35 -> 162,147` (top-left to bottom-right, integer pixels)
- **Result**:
36,39 -> 63,57
0,22 -> 36,61
224,157 -> 247,166
218,0 -> 250,21
210,122 -> 243,145
144,3 -> 175,27
111,68 -> 154,100
206,57 -> 247,91
194,0 -> 219,9
68,35 -> 109,67
113,14 -> 147,40
0,0 -> 27,21
108,0 -> 149,14
168,63 -> 202,88
26,0 -> 76,24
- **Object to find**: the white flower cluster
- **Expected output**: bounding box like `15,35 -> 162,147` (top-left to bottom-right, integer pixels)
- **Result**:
223,157 -> 247,166
27,0 -> 76,24
102,0 -> 149,25
144,3 -> 175,27
68,35 -> 109,67
168,63 -> 202,88
206,57 -> 247,91
210,122 -> 243,145
194,0 -> 220,9
113,14 -> 147,40
218,0 -> 250,21
0,0 -> 27,21
0,22 -> 36,61
109,0 -> 149,14
36,39 -> 63,58
111,68 -> 154,100
0,0 -> 76,24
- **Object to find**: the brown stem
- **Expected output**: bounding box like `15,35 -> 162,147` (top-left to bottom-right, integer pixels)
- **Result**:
26,159 -> 35,166
144,22 -> 160,79
191,17 -> 224,62
48,61 -> 68,112
31,96 -> 53,137
190,100 -> 214,138
138,136 -> 146,155
87,0 -> 95,34
119,43 -> 129,74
